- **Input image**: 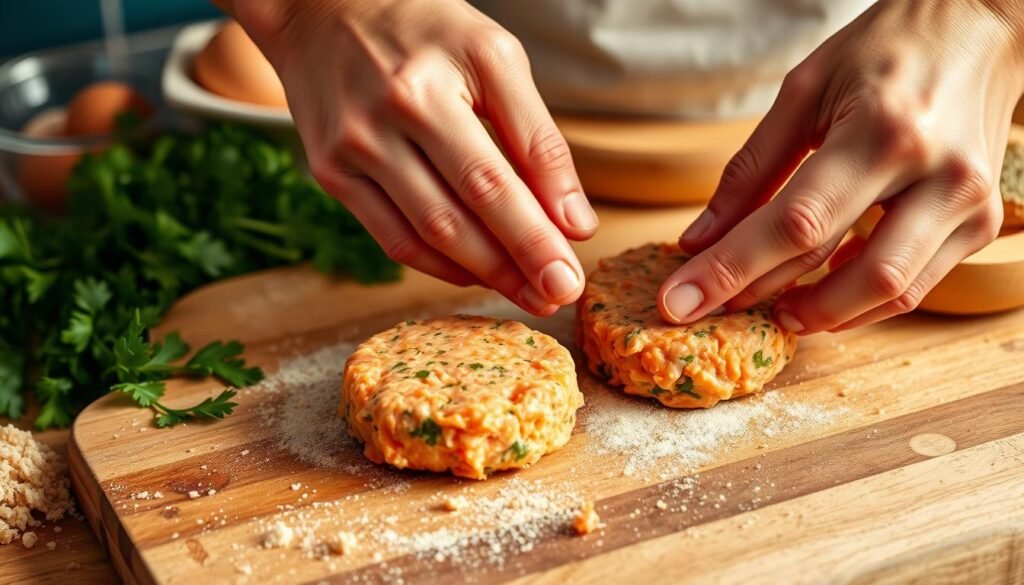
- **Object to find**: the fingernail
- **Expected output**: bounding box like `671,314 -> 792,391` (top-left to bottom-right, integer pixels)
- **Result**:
517,284 -> 548,311
708,305 -> 726,316
777,311 -> 805,333
539,260 -> 581,300
663,283 -> 703,322
563,191 -> 599,231
680,209 -> 714,243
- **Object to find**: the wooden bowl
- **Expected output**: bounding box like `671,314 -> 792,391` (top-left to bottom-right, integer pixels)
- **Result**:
554,114 -> 760,206
853,208 -> 1024,315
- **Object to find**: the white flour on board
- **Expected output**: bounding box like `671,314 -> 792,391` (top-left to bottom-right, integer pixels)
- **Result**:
231,296 -> 846,580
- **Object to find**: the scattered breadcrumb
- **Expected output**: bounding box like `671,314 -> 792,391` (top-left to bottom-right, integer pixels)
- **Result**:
326,531 -> 358,555
262,521 -> 295,549
188,490 -> 201,499
0,425 -> 74,545
236,563 -> 253,575
441,496 -> 467,512
21,532 -> 38,549
655,500 -> 668,510
572,501 -> 601,536
290,483 -> 301,491
46,541 -> 57,551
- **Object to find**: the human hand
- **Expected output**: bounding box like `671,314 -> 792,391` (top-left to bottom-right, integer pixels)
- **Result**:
658,0 -> 1024,333
234,0 -> 596,315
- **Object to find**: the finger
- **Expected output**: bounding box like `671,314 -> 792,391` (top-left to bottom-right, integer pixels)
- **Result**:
466,29 -> 597,240
325,128 -> 558,315
678,64 -> 822,254
726,232 -> 845,311
773,176 -> 988,334
829,219 -> 991,331
658,127 -> 892,325
313,171 -> 478,287
393,97 -> 586,305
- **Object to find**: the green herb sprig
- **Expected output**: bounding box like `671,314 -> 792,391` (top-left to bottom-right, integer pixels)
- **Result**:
0,124 -> 399,428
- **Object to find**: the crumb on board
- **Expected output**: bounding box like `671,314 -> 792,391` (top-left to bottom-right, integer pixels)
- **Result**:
188,490 -> 201,499
262,521 -> 295,549
572,501 -> 602,536
326,531 -> 358,555
21,532 -> 38,549
441,496 -> 467,512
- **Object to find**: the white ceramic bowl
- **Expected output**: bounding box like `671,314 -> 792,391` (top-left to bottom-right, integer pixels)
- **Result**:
162,20 -> 293,128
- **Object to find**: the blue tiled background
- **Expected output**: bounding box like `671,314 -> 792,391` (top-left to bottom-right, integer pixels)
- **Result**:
0,1 -> 220,58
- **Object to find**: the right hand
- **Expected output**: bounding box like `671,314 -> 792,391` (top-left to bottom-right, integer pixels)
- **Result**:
235,0 -> 597,315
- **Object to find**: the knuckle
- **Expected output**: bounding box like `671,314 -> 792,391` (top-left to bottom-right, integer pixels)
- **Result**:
703,249 -> 747,293
779,64 -> 816,101
796,244 -> 834,271
866,259 -> 911,299
776,198 -> 830,251
308,154 -> 357,197
337,126 -> 380,164
382,233 -> 421,265
943,155 -> 993,208
469,28 -> 525,64
717,149 -> 762,196
418,204 -> 465,249
891,285 -> 924,314
458,158 -> 513,210
482,260 -> 515,287
511,224 -> 553,260
527,129 -> 573,171
869,102 -> 931,164
383,74 -> 420,115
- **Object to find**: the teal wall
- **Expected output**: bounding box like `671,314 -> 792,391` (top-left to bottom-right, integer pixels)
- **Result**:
0,1 -> 222,58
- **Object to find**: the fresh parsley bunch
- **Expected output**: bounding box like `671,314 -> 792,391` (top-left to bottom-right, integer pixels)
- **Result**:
0,123 -> 399,429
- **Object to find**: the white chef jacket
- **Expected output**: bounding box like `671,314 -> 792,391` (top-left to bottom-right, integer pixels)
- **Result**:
472,0 -> 874,119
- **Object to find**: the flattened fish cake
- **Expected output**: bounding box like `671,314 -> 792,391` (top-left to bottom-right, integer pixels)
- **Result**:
578,243 -> 798,408
341,315 -> 583,479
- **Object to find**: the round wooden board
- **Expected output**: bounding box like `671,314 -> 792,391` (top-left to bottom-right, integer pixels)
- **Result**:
554,114 -> 759,206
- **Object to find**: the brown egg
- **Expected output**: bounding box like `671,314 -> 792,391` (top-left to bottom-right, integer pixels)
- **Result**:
193,20 -> 288,108
65,81 -> 152,136
16,108 -> 80,211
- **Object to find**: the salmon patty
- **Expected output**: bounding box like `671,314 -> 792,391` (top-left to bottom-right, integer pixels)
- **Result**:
341,315 -> 583,479
578,243 -> 798,408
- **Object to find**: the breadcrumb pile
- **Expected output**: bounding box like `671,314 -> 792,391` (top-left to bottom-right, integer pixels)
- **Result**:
0,425 -> 74,545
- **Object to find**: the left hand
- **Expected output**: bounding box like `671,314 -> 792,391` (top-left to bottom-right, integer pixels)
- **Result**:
657,0 -> 1024,334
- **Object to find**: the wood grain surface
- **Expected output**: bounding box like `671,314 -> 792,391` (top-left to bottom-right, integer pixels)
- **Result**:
10,204 -> 1024,584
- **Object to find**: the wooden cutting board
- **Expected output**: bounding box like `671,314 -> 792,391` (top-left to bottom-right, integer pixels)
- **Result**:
67,206 -> 1024,585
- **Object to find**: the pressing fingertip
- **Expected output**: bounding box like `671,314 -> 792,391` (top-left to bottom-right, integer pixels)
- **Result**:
659,282 -> 704,324
561,191 -> 599,238
776,310 -> 805,334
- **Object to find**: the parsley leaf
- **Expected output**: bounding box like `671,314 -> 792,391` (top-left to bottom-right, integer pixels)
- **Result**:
182,341 -> 264,387
112,381 -> 165,407
675,377 -> 701,399
753,350 -> 773,369
154,390 -> 238,428
409,418 -> 442,446
0,123 -> 397,429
